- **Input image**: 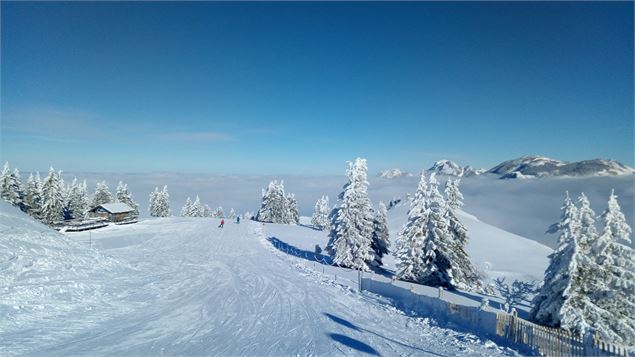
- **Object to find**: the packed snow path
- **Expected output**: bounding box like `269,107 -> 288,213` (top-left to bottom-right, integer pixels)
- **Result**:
3,214 -> 516,356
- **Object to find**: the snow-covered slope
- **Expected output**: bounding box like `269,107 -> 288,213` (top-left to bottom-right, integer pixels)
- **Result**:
377,168 -> 412,179
488,156 -> 634,179
383,203 -> 552,282
1,203 -> 515,356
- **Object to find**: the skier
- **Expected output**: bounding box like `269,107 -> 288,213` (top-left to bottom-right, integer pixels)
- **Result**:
219,218 -> 225,228
236,216 -> 240,224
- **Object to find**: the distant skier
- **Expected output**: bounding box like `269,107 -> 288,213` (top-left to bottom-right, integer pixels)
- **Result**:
236,216 -> 240,224
218,219 -> 225,228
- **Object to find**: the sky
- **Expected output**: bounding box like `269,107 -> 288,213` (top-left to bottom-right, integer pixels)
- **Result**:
1,1 -> 633,175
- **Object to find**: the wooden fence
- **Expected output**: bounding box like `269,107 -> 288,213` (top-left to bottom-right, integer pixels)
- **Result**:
359,272 -> 633,357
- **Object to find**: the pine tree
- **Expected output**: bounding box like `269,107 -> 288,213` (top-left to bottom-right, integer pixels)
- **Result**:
228,208 -> 236,219
191,195 -> 204,217
0,163 -> 25,210
591,190 -> 635,345
444,179 -> 486,292
116,181 -> 139,216
311,195 -> 330,230
418,173 -> 457,288
326,158 -> 375,271
153,186 -> 170,217
40,167 -> 65,224
149,187 -> 159,217
91,181 -> 113,208
531,192 -> 589,332
24,172 -> 43,219
256,180 -> 290,223
181,197 -> 193,216
286,193 -> 300,224
203,204 -> 213,217
395,172 -> 429,281
213,206 -> 225,218
66,178 -> 89,219
577,193 -> 599,251
371,201 -> 390,268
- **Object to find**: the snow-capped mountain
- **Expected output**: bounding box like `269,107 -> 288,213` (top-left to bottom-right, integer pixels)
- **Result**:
427,160 -> 464,176
488,156 -> 634,179
378,168 -> 413,179
463,166 -> 486,177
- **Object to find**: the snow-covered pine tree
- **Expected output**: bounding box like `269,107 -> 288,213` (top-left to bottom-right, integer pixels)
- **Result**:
530,192 -> 591,334
191,195 -> 204,217
66,177 -> 89,220
91,181 -> 113,208
40,167 -> 65,224
228,208 -> 236,219
444,179 -> 464,211
116,181 -> 139,216
155,186 -> 171,217
311,195 -> 330,230
24,172 -> 43,219
256,180 -> 290,223
213,206 -> 225,218
444,179 -> 486,293
181,197 -> 193,216
0,163 -> 25,210
591,190 -> 635,345
149,187 -> 159,217
371,201 -> 390,268
203,204 -> 212,217
326,158 -> 375,271
286,193 -> 300,224
395,172 -> 429,281
577,193 -> 599,251
418,173 -> 457,288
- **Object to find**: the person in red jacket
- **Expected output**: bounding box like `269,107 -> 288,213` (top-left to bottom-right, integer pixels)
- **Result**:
218,219 -> 225,228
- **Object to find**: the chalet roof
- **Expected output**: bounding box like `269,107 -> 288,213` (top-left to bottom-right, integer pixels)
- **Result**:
91,202 -> 134,214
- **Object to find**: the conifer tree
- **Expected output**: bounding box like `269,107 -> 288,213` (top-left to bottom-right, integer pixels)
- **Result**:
395,172 -> 429,281
286,193 -> 300,224
327,158 -> 375,271
181,197 -> 193,216
116,181 -> 139,215
592,190 -> 635,345
531,192 -> 588,331
256,180 -> 290,223
444,179 -> 486,292
149,187 -> 160,217
311,195 -> 330,230
371,201 -> 390,268
154,186 -> 170,217
40,167 -> 65,224
0,163 -> 25,209
24,172 -> 43,219
213,206 -> 225,218
228,208 -> 236,219
418,173 -> 456,288
203,204 -> 213,217
91,181 -> 113,208
191,195 -> 204,217
67,177 -> 89,219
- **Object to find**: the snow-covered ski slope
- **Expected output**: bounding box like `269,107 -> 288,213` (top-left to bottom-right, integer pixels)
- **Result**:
1,202 -> 518,356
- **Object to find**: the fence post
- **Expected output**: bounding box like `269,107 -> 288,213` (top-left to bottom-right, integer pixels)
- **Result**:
438,286 -> 443,299
358,270 -> 362,292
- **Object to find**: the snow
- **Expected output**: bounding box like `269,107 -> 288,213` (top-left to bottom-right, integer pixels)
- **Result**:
93,202 -> 134,214
377,168 -> 413,179
1,202 -> 518,356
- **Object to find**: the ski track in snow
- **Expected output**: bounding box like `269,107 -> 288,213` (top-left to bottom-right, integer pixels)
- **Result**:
2,213 -> 518,356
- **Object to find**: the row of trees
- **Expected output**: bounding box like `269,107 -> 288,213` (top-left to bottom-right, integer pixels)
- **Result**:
0,162 -> 139,224
530,191 -> 635,345
255,180 -> 299,224
180,195 -> 236,219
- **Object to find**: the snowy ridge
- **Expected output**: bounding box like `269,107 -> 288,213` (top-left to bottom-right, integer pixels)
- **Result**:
377,168 -> 413,179
488,156 -> 635,179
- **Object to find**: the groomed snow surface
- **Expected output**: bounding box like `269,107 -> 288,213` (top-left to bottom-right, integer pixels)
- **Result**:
1,201 -> 538,356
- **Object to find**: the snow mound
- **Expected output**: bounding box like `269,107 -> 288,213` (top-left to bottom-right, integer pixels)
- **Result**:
0,202 -> 133,355
488,156 -> 634,179
377,168 -> 413,179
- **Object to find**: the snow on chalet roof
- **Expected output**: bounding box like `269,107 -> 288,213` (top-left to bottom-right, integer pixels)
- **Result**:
94,203 -> 134,214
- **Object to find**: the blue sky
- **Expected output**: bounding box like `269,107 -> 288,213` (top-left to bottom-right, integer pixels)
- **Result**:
1,2 -> 633,175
